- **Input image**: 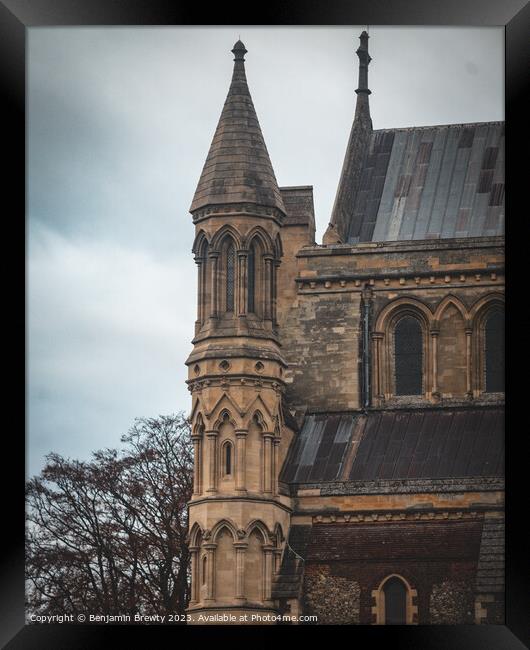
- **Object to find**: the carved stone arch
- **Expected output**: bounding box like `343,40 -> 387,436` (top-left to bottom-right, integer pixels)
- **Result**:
208,392 -> 244,429
189,521 -> 204,548
468,292 -> 505,321
433,294 -> 469,322
245,519 -> 271,545
273,522 -> 285,546
192,412 -> 205,437
244,226 -> 274,255
219,438 -> 235,478
248,408 -> 273,435
212,407 -> 239,432
210,224 -> 243,252
372,573 -> 418,625
211,518 -> 238,543
374,298 -> 432,401
190,395 -> 205,427
436,295 -> 469,398
191,229 -> 210,257
243,227 -> 274,318
469,293 -> 505,396
375,296 -> 433,333
244,394 -> 274,431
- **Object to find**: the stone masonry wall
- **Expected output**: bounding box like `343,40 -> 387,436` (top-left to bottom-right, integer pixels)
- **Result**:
429,580 -> 475,624
303,565 -> 360,624
277,237 -> 503,414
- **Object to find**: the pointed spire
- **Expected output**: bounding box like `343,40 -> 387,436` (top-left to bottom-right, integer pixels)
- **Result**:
324,30 -> 374,244
190,41 -> 286,215
354,30 -> 372,121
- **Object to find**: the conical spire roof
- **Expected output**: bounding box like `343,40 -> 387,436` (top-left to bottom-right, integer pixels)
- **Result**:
190,41 -> 286,215
325,31 -> 373,243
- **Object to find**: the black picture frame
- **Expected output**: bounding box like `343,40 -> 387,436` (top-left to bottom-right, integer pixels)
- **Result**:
6,0 -> 528,647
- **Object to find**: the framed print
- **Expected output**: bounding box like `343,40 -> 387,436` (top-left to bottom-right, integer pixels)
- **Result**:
6,0 -> 528,647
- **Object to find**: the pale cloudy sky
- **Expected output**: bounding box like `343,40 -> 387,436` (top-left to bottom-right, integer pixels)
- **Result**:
27,26 -> 503,477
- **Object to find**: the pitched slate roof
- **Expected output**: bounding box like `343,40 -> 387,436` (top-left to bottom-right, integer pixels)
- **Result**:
190,41 -> 286,215
305,520 -> 483,563
281,408 -> 504,484
346,121 -> 505,243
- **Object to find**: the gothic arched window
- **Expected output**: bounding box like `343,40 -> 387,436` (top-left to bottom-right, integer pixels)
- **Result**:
222,441 -> 233,476
383,577 -> 407,625
226,242 -> 235,312
247,245 -> 255,313
484,309 -> 504,392
394,316 -> 423,396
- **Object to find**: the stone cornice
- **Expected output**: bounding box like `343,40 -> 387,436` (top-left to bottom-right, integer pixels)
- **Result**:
191,202 -> 285,226
297,235 -> 504,257
188,495 -> 293,514
292,476 -> 504,497
301,508 -> 501,525
296,268 -> 504,294
187,375 -> 285,395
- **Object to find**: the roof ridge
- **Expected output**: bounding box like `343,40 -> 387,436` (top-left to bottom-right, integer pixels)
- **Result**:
373,120 -> 504,133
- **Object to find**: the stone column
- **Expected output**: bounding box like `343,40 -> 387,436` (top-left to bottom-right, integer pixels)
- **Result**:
238,250 -> 248,317
465,326 -> 473,397
263,544 -> 274,604
209,252 -> 219,318
195,258 -> 203,334
430,328 -> 440,399
272,437 -> 280,496
263,433 -> 273,494
206,430 -> 218,493
234,542 -> 248,603
189,546 -> 200,605
273,260 -> 280,326
191,434 -> 202,496
235,429 -> 248,493
273,548 -> 282,575
372,332 -> 383,403
203,543 -> 216,602
264,255 -> 273,321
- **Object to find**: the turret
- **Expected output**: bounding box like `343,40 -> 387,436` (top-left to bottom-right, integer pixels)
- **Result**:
185,41 -> 292,622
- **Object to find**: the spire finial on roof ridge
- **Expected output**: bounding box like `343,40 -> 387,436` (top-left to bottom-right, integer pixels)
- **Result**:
231,39 -> 247,61
355,29 -> 371,96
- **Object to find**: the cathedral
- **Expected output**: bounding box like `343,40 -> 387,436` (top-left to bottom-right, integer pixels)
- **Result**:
184,32 -> 504,625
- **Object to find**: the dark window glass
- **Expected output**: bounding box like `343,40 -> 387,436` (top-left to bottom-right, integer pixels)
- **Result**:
248,246 -> 255,313
202,556 -> 207,584
384,577 -> 407,625
395,316 -> 423,396
226,243 -> 235,312
485,310 -> 504,392
224,443 -> 232,475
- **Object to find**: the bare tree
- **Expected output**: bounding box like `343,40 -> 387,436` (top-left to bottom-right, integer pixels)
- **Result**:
25,413 -> 193,619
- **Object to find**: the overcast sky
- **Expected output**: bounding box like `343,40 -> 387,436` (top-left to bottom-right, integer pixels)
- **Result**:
27,26 -> 503,477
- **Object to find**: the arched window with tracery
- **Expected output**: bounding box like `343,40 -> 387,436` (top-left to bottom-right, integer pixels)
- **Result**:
226,242 -> 235,312
484,308 -> 504,392
394,316 -> 423,396
383,577 -> 407,625
247,244 -> 255,313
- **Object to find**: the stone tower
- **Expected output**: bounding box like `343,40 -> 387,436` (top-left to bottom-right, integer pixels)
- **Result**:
185,41 -> 292,622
